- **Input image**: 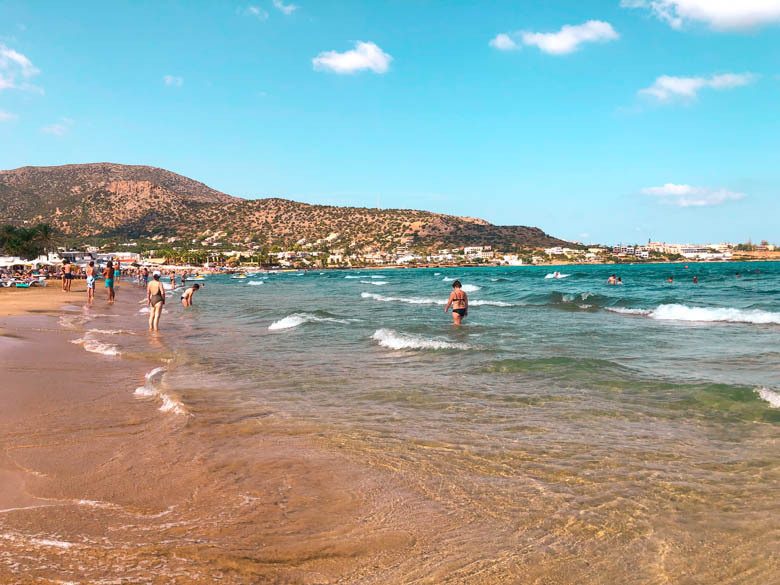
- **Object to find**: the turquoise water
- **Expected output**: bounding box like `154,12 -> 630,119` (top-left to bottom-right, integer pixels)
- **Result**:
62,261 -> 780,582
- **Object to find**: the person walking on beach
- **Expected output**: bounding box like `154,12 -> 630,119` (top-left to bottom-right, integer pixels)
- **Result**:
147,271 -> 165,331
113,259 -> 121,287
62,260 -> 73,292
85,261 -> 97,304
141,266 -> 149,288
181,283 -> 200,307
170,271 -> 176,289
445,280 -> 468,325
103,261 -> 115,303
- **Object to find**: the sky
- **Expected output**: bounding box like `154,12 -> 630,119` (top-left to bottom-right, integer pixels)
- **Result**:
1,0 -> 778,245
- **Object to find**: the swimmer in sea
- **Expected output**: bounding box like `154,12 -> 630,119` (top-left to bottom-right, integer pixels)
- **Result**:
617,277 -> 623,285
444,280 -> 468,325
607,274 -> 616,285
693,276 -> 698,283
667,276 -> 674,283
181,283 -> 200,307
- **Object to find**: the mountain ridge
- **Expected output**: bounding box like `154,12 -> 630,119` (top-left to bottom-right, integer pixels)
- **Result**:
0,163 -> 572,250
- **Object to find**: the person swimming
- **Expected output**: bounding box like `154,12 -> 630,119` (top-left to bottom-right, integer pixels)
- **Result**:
667,276 -> 674,283
607,274 -> 616,285
181,283 -> 200,307
444,280 -> 468,325
693,276 -> 699,283
617,277 -> 623,285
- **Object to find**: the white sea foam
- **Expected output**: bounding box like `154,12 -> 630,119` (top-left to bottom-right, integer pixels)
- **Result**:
134,367 -> 186,416
434,272 -> 441,276
756,387 -> 780,408
545,273 -> 571,279
247,281 -> 264,286
371,328 -> 470,350
361,280 -> 389,285
605,307 -> 652,316
649,304 -> 780,325
268,312 -> 350,331
369,275 -> 385,279
460,284 -> 481,292
361,292 -> 514,307
442,276 -> 457,282
138,307 -> 168,314
344,275 -> 361,279
362,292 -> 444,305
70,337 -> 120,356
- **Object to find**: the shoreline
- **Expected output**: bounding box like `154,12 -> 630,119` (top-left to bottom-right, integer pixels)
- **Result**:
0,281 -> 447,583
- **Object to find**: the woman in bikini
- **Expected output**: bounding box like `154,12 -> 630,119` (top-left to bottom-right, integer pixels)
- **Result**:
444,280 -> 468,325
147,271 -> 166,331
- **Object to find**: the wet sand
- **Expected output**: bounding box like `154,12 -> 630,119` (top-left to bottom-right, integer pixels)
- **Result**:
0,289 -> 444,584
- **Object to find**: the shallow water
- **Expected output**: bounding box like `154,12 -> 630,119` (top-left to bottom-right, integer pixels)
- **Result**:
4,262 -> 780,583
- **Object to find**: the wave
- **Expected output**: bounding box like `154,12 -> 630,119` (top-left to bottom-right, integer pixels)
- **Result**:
247,281 -> 264,286
344,275 -> 361,279
442,276 -> 457,282
545,273 -> 571,279
70,336 -> 120,356
371,328 -> 471,350
434,272 -> 441,276
268,312 -> 350,331
134,367 -> 186,415
369,275 -> 385,279
649,304 -> 780,325
605,307 -> 652,316
756,387 -> 780,408
361,292 -> 514,307
461,284 -> 480,292
361,280 -> 389,286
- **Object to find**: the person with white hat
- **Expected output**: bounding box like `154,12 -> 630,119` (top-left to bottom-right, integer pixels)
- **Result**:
146,271 -> 166,331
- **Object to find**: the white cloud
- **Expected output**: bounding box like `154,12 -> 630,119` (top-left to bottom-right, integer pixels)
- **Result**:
0,109 -> 17,121
273,0 -> 298,15
163,74 -> 183,87
642,184 -> 746,207
489,33 -> 519,51
621,0 -> 780,30
244,5 -> 269,19
41,117 -> 74,136
516,21 -> 619,55
313,41 -> 392,74
0,43 -> 39,91
639,72 -> 756,101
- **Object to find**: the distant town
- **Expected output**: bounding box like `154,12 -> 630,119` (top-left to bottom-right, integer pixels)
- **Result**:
3,230 -> 777,272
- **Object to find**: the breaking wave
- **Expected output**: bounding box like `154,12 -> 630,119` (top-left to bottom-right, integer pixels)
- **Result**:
545,273 -> 571,279
361,280 -> 389,286
70,336 -> 120,357
269,312 -> 350,331
247,281 -> 264,286
460,284 -> 481,292
134,367 -> 186,416
371,328 -> 471,350
755,387 -> 780,408
650,304 -> 780,324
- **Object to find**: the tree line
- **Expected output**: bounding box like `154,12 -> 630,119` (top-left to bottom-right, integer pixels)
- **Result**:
0,224 -> 56,260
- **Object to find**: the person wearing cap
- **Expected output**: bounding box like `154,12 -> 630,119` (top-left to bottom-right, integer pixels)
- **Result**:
147,271 -> 166,331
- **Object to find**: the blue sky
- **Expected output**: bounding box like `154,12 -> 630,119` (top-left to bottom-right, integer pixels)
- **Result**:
1,0 -> 778,245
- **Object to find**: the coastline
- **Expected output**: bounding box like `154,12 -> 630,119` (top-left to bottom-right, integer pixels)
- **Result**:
0,282 -> 446,583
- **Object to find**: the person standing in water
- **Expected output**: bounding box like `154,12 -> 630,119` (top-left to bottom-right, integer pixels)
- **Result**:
181,283 -> 200,307
445,280 -> 468,325
113,259 -> 121,288
607,274 -> 616,285
693,276 -> 699,284
147,271 -> 166,331
62,260 -> 73,292
85,260 -> 97,303
103,261 -> 115,303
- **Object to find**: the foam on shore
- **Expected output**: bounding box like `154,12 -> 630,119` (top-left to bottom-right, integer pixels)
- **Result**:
70,336 -> 120,356
371,328 -> 471,350
134,367 -> 186,416
755,387 -> 780,408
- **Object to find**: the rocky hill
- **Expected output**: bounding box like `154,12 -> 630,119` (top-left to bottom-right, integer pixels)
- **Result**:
0,163 -> 571,250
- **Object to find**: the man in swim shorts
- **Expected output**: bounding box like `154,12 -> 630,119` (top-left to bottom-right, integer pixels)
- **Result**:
444,280 -> 468,325
181,283 -> 200,307
85,260 -> 97,303
62,260 -> 73,292
103,261 -> 115,303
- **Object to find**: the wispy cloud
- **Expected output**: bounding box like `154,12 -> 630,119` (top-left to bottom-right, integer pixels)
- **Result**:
621,0 -> 780,31
273,0 -> 298,15
243,5 -> 269,20
0,109 -> 17,122
0,43 -> 40,92
642,184 -> 746,207
41,117 -> 74,136
490,21 -> 619,55
639,73 -> 756,102
313,41 -> 392,74
163,74 -> 183,87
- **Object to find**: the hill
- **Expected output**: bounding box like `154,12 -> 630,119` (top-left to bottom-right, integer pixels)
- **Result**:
0,163 -> 571,250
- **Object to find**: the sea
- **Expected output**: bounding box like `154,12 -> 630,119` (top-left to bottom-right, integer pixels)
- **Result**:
14,261 -> 780,583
